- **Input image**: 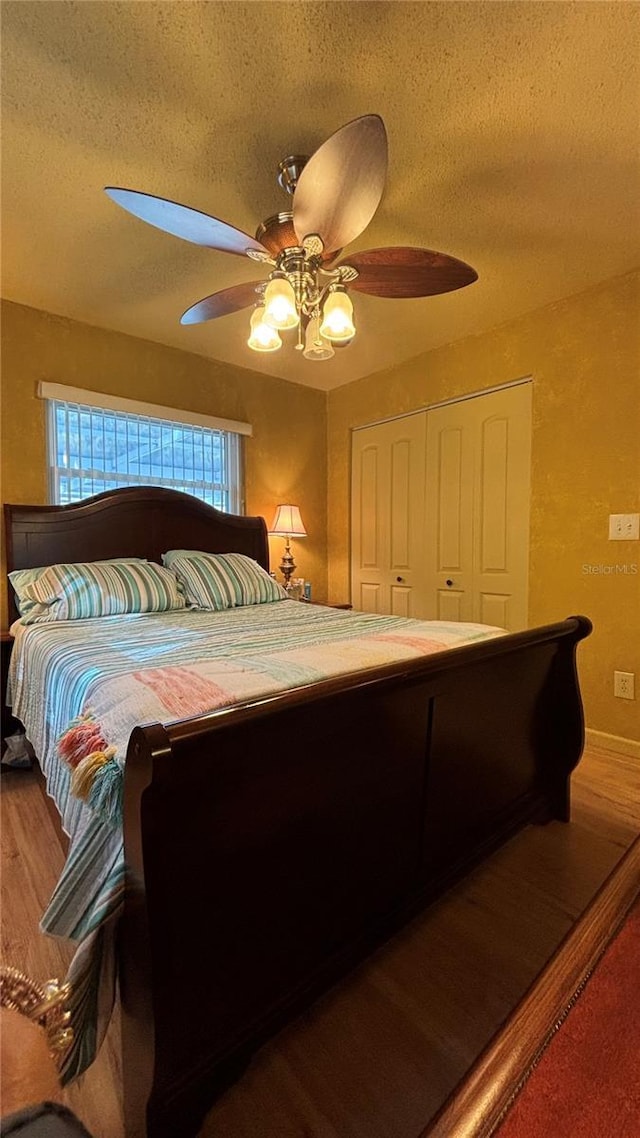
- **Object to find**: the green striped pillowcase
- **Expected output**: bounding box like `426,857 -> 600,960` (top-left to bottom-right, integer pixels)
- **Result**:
162,550 -> 287,610
9,558 -> 144,620
20,559 -> 186,623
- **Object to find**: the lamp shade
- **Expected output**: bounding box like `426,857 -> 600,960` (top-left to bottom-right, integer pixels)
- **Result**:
319,287 -> 355,342
303,313 -> 335,361
263,277 -> 299,330
247,306 -> 282,352
269,504 -> 307,537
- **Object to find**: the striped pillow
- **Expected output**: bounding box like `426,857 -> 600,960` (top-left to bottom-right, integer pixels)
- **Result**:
20,559 -> 186,623
162,550 -> 287,610
9,559 -> 145,620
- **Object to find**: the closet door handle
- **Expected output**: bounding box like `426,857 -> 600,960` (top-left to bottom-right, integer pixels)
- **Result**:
396,576 -> 404,583
445,579 -> 453,587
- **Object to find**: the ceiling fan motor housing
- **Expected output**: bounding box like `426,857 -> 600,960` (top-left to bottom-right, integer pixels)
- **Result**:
255,212 -> 340,264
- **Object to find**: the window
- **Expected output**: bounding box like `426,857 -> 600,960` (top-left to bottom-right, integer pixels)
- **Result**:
41,383 -> 250,513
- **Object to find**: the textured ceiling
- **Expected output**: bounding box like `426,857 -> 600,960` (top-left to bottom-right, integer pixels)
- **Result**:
1,1 -> 639,392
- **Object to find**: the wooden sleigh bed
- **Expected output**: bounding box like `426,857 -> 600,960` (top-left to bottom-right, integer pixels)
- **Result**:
4,487 -> 592,1138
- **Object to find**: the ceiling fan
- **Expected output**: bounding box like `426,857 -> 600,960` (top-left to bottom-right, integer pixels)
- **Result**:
105,114 -> 478,362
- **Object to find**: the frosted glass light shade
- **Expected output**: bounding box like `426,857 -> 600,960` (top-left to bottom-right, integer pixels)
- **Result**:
319,289 -> 355,342
269,504 -> 307,537
303,314 -> 335,361
247,307 -> 282,352
263,277 -> 299,330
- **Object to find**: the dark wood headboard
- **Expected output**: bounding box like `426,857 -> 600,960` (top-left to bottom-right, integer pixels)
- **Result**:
4,486 -> 269,623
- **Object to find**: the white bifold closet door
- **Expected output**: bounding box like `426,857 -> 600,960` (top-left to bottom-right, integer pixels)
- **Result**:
424,383 -> 531,630
350,411 -> 427,618
350,383 -> 532,630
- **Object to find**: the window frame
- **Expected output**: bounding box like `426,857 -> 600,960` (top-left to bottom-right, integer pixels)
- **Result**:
40,383 -> 251,515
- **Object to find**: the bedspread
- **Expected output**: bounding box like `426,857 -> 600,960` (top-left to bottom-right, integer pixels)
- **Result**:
8,600 -> 505,1079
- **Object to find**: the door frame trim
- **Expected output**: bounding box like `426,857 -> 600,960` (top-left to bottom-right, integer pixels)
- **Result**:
351,376 -> 533,433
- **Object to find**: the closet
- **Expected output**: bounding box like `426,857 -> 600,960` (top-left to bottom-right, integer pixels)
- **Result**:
350,382 -> 532,630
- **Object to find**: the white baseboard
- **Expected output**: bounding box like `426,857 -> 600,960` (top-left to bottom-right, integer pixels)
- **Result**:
585,728 -> 640,759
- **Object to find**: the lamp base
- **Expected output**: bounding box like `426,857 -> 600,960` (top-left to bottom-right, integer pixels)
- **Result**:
279,539 -> 296,586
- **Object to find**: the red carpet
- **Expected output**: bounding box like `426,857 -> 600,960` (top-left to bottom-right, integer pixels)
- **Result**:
495,896 -> 640,1138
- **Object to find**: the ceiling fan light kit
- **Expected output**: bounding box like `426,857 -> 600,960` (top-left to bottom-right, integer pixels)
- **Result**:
303,314 -> 335,361
105,114 -> 478,364
319,285 -> 356,342
247,306 -> 282,353
262,273 -> 299,330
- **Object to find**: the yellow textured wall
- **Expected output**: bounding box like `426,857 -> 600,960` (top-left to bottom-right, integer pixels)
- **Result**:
327,270 -> 640,742
0,300 -> 327,625
2,275 -> 639,742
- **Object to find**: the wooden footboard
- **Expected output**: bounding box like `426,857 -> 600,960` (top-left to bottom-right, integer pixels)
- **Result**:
119,615 -> 591,1138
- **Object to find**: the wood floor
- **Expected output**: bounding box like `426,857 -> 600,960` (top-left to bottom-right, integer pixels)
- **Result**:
1,743 -> 638,1138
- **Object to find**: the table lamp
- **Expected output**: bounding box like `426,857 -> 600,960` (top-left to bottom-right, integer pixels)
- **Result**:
269,505 -> 307,586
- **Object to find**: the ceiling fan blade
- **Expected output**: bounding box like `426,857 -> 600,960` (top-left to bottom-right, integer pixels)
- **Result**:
180,281 -> 264,325
105,188 -> 268,258
293,114 -> 388,255
341,247 -> 478,298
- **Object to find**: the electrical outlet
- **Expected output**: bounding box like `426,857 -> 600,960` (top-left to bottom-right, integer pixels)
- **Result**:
614,671 -> 635,700
609,513 -> 640,540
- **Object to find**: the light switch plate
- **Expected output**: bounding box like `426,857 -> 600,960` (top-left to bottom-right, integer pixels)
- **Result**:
608,513 -> 640,540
